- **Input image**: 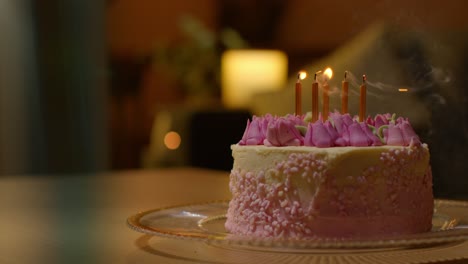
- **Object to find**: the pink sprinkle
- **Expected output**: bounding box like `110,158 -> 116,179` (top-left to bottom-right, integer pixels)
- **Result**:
291,206 -> 297,215
280,200 -> 288,207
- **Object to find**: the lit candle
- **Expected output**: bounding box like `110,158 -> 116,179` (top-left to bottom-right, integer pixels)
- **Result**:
312,72 -> 319,122
359,74 -> 367,122
341,71 -> 349,114
295,72 -> 302,116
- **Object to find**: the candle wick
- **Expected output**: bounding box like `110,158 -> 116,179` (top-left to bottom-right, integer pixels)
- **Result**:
344,71 -> 347,80
314,70 -> 321,82
297,73 -> 301,82
362,74 -> 367,84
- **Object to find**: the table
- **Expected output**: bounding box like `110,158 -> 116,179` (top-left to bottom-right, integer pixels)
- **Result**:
0,167 -> 467,264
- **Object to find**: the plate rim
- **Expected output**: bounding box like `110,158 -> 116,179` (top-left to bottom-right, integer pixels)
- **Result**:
127,198 -> 468,249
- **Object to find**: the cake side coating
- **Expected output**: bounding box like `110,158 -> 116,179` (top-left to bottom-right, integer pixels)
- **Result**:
225,144 -> 433,238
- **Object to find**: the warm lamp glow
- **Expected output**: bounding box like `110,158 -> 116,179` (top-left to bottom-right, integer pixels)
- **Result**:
398,88 -> 409,92
164,131 -> 181,150
324,67 -> 333,80
221,49 -> 288,109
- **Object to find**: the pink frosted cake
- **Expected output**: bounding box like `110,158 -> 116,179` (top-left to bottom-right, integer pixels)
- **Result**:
225,112 -> 433,239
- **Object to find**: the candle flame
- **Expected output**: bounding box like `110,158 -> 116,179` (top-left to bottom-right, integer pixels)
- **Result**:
298,71 -> 307,80
323,67 -> 333,80
398,88 -> 409,92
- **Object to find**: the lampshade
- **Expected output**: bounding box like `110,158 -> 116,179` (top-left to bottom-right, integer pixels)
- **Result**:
221,49 -> 288,109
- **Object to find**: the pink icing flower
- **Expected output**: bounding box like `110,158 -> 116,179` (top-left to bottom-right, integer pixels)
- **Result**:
383,113 -> 393,119
342,114 -> 354,126
264,117 -> 303,146
366,116 -> 375,126
239,112 -> 420,148
304,122 -> 333,147
324,121 -> 339,142
374,114 -> 388,128
398,120 -> 421,145
239,116 -> 265,145
360,123 -> 382,146
334,137 -> 347,146
259,115 -> 272,135
338,125 -> 350,146
396,116 -> 407,124
329,112 -> 346,134
304,123 -> 314,146
284,114 -> 306,126
386,123 -> 405,146
348,123 -> 370,146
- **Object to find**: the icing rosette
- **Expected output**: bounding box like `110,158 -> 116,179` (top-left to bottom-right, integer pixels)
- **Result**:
348,123 -> 370,146
386,123 -> 405,146
239,116 -> 265,145
304,121 -> 333,147
360,123 -> 382,146
239,111 -> 421,148
263,116 -> 304,146
399,120 -> 421,145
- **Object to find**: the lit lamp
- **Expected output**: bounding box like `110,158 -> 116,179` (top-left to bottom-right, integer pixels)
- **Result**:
221,49 -> 288,109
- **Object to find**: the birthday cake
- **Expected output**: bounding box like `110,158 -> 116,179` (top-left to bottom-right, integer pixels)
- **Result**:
225,112 -> 433,239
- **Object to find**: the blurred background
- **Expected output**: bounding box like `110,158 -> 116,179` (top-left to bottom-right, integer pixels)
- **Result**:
0,0 -> 467,198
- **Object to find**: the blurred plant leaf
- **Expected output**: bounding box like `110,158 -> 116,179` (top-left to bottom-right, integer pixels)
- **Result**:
151,14 -> 249,99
